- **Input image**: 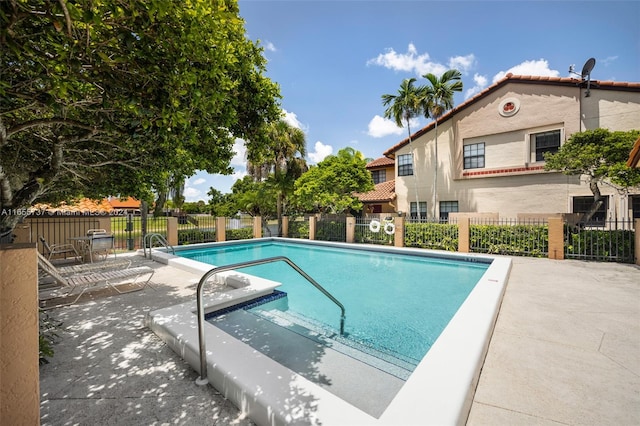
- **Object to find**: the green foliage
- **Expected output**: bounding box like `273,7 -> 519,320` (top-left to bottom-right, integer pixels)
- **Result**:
39,310 -> 62,365
355,223 -> 394,245
178,228 -> 216,245
293,147 -> 374,213
565,228 -> 634,262
228,176 -> 277,218
0,0 -> 281,234
470,224 -> 548,257
315,220 -> 346,242
544,129 -> 640,184
287,219 -> 309,238
404,222 -> 458,251
226,227 -> 253,240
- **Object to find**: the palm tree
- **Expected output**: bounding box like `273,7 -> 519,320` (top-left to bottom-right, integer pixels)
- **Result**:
382,78 -> 426,218
247,119 -> 307,236
420,69 -> 463,220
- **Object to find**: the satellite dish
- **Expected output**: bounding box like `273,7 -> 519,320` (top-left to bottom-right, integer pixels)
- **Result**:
580,57 -> 596,97
581,57 -> 596,79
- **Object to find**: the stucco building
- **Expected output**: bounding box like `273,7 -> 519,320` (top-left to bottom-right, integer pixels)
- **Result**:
377,74 -> 640,221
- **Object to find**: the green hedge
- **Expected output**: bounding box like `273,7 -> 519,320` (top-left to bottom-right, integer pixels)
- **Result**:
226,228 -> 253,241
565,228 -> 634,262
404,222 -> 458,251
470,224 -> 548,257
178,229 -> 216,245
288,221 -> 309,239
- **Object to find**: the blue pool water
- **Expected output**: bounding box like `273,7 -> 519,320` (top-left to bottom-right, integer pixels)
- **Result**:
178,240 -> 489,364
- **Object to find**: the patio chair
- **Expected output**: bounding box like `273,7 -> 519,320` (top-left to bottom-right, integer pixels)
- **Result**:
87,234 -> 115,262
37,252 -> 155,308
39,236 -> 81,262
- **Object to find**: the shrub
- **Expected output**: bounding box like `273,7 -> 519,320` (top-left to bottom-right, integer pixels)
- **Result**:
470,224 -> 548,257
404,222 -> 458,251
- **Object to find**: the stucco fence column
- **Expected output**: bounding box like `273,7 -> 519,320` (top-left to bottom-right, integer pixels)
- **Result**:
457,217 -> 470,253
165,217 -> 178,247
547,217 -> 565,260
346,216 -> 355,243
0,244 -> 40,425
308,216 -> 317,240
393,216 -> 405,247
253,216 -> 262,239
216,217 -> 226,242
281,216 -> 289,238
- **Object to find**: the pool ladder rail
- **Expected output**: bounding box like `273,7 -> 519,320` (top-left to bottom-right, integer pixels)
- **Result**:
195,256 -> 346,386
143,233 -> 175,258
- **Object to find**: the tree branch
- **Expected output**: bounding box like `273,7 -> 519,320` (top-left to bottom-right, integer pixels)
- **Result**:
7,118 -> 98,138
57,0 -> 73,37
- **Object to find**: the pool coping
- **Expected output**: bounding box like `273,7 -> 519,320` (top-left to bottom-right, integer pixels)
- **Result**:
145,238 -> 512,426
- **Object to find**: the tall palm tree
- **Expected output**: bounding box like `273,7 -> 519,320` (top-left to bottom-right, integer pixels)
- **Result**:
247,119 -> 307,236
420,69 -> 463,219
382,78 -> 426,219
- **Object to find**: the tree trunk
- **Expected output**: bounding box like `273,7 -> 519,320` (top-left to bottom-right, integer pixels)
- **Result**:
277,192 -> 283,237
581,179 -> 605,225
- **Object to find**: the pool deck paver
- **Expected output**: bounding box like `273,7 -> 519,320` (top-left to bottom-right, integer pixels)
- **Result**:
39,254 -> 640,425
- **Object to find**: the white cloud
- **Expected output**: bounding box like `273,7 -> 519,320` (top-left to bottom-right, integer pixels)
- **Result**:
368,44 -> 471,77
448,54 -> 476,75
230,138 -> 247,166
183,187 -> 202,199
492,59 -> 560,83
599,56 -> 617,67
308,141 -> 333,164
263,41 -> 277,52
282,109 -> 309,133
464,73 -> 489,100
367,115 -> 404,138
191,178 -> 206,186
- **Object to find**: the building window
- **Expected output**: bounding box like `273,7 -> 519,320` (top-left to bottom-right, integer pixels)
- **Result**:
532,130 -> 561,162
463,143 -> 485,169
410,201 -> 427,219
439,201 -> 459,222
371,169 -> 386,184
573,196 -> 608,224
397,154 -> 413,176
631,195 -> 640,219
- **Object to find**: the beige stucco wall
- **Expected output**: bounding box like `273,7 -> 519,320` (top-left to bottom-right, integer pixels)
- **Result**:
394,83 -> 640,219
0,244 -> 40,425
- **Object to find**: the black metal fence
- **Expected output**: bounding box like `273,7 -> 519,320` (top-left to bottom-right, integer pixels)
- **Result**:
288,217 -> 310,239
469,218 -> 549,257
355,216 -> 394,245
564,219 -> 635,263
225,216 -> 254,241
177,215 -> 216,245
316,214 -> 346,242
405,217 -> 459,251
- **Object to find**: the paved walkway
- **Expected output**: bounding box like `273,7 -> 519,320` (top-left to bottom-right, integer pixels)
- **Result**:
39,255 -> 640,425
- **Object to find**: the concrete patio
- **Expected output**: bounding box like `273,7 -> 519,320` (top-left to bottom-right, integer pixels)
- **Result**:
39,254 -> 640,425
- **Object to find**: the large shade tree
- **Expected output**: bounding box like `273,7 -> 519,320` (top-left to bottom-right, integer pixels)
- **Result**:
420,69 -> 463,218
544,128 -> 640,224
0,0 -> 281,238
293,147 -> 373,214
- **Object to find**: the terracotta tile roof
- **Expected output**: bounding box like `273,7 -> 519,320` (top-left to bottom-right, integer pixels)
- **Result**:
384,74 -> 640,157
33,198 -> 114,213
355,179 -> 396,202
108,197 -> 141,209
366,157 -> 395,169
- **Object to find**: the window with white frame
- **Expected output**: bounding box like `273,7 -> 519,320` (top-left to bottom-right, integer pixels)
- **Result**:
371,169 -> 386,184
531,129 -> 561,162
397,154 -> 413,176
573,196 -> 608,224
463,143 -> 485,169
439,201 -> 459,221
410,201 -> 427,219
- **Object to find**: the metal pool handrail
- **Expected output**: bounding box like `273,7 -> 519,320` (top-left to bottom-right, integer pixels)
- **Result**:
195,256 -> 346,385
143,233 -> 175,258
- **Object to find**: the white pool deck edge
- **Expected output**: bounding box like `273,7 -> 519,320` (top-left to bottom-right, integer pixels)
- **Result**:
145,238 -> 512,426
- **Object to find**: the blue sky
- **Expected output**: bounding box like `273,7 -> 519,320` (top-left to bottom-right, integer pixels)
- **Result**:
184,0 -> 640,201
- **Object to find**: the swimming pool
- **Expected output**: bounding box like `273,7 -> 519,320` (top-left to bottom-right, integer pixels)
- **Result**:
146,238 -> 511,425
179,240 -> 488,368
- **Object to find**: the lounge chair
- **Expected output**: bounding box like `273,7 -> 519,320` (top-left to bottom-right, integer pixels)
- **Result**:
57,259 -> 133,276
37,252 -> 155,308
39,236 -> 81,262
